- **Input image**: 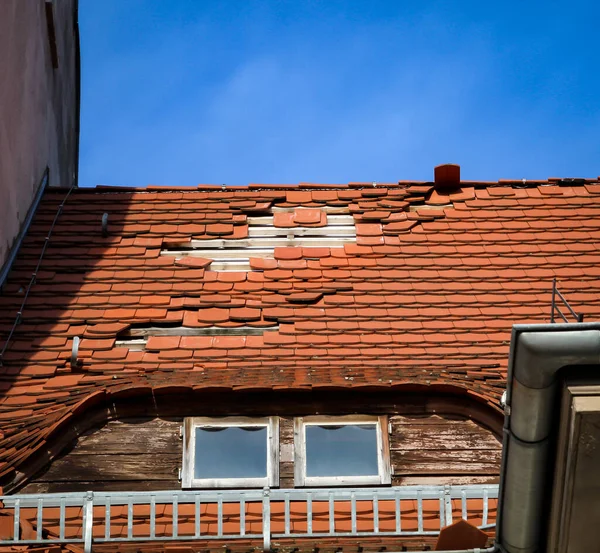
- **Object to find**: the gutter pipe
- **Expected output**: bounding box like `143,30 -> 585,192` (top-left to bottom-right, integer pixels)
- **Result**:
379,548 -> 497,553
496,322 -> 600,553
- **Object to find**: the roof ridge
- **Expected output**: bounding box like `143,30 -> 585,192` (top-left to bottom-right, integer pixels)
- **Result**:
54,177 -> 600,195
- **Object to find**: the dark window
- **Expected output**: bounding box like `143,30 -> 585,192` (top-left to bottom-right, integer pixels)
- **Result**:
294,416 -> 391,486
194,426 -> 267,479
305,424 -> 379,477
182,417 -> 279,488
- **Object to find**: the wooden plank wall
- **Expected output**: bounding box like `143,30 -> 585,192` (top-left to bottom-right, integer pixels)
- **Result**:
22,413 -> 501,493
390,415 -> 501,486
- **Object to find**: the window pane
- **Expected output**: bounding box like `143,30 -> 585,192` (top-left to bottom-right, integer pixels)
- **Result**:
305,424 -> 379,477
194,426 -> 267,479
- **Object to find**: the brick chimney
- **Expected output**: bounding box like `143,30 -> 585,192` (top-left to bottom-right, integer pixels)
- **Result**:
434,164 -> 461,190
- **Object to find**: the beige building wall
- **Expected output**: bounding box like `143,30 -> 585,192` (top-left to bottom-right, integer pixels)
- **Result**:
0,0 -> 79,276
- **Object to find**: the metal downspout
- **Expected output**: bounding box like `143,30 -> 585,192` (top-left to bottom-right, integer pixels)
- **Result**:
376,547 -> 498,553
496,322 -> 600,553
435,549 -> 497,553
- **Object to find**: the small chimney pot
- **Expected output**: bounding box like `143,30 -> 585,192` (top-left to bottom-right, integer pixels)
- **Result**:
434,164 -> 461,190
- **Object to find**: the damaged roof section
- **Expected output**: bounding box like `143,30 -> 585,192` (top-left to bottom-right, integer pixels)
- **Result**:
1,175 -> 600,483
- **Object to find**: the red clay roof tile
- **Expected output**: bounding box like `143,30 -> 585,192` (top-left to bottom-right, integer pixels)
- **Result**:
273,212 -> 296,228
178,336 -> 213,350
301,246 -> 331,258
355,223 -> 382,236
250,257 -> 277,271
293,208 -> 326,226
274,247 -> 304,260
93,347 -> 130,360
206,223 -> 234,236
286,190 -> 312,203
286,292 -> 324,304
213,335 -> 247,349
146,336 -> 181,351
197,307 -> 230,324
229,307 -> 261,321
173,257 -> 212,269
79,338 -> 116,351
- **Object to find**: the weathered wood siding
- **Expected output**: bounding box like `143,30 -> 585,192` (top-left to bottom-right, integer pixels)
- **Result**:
22,413 -> 501,493
390,415 -> 501,482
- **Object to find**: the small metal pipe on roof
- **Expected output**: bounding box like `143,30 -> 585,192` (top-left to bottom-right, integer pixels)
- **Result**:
101,212 -> 109,236
70,336 -> 81,369
496,323 -> 600,553
434,163 -> 461,191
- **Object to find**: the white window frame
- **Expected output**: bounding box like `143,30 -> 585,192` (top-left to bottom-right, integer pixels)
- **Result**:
182,416 -> 279,488
294,415 -> 391,487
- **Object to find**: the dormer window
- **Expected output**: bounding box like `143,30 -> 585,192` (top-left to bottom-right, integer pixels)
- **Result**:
294,415 -> 391,486
182,417 -> 279,488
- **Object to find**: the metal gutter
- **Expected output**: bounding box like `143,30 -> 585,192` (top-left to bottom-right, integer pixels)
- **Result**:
431,549 -> 496,553
379,548 -> 497,553
496,322 -> 600,553
0,169 -> 49,290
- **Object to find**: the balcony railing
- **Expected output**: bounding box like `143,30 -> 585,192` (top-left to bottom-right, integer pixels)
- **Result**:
0,484 -> 498,552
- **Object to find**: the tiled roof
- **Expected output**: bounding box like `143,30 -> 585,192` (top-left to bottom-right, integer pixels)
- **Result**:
2,175 -> 600,483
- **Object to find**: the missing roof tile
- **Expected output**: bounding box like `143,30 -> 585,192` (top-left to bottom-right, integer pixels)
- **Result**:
115,337 -> 146,351
120,324 -> 278,338
116,325 -> 278,351
161,207 -> 357,271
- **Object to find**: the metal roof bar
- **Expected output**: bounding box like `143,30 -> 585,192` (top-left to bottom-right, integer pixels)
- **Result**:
551,278 -> 584,323
0,174 -> 74,367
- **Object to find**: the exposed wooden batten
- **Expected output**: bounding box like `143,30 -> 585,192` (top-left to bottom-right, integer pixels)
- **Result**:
247,214 -> 355,225
164,236 -> 356,253
118,325 -> 279,340
247,225 -> 356,237
208,260 -> 253,271
270,206 -> 352,214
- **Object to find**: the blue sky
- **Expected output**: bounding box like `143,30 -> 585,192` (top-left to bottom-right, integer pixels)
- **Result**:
79,1 -> 600,187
